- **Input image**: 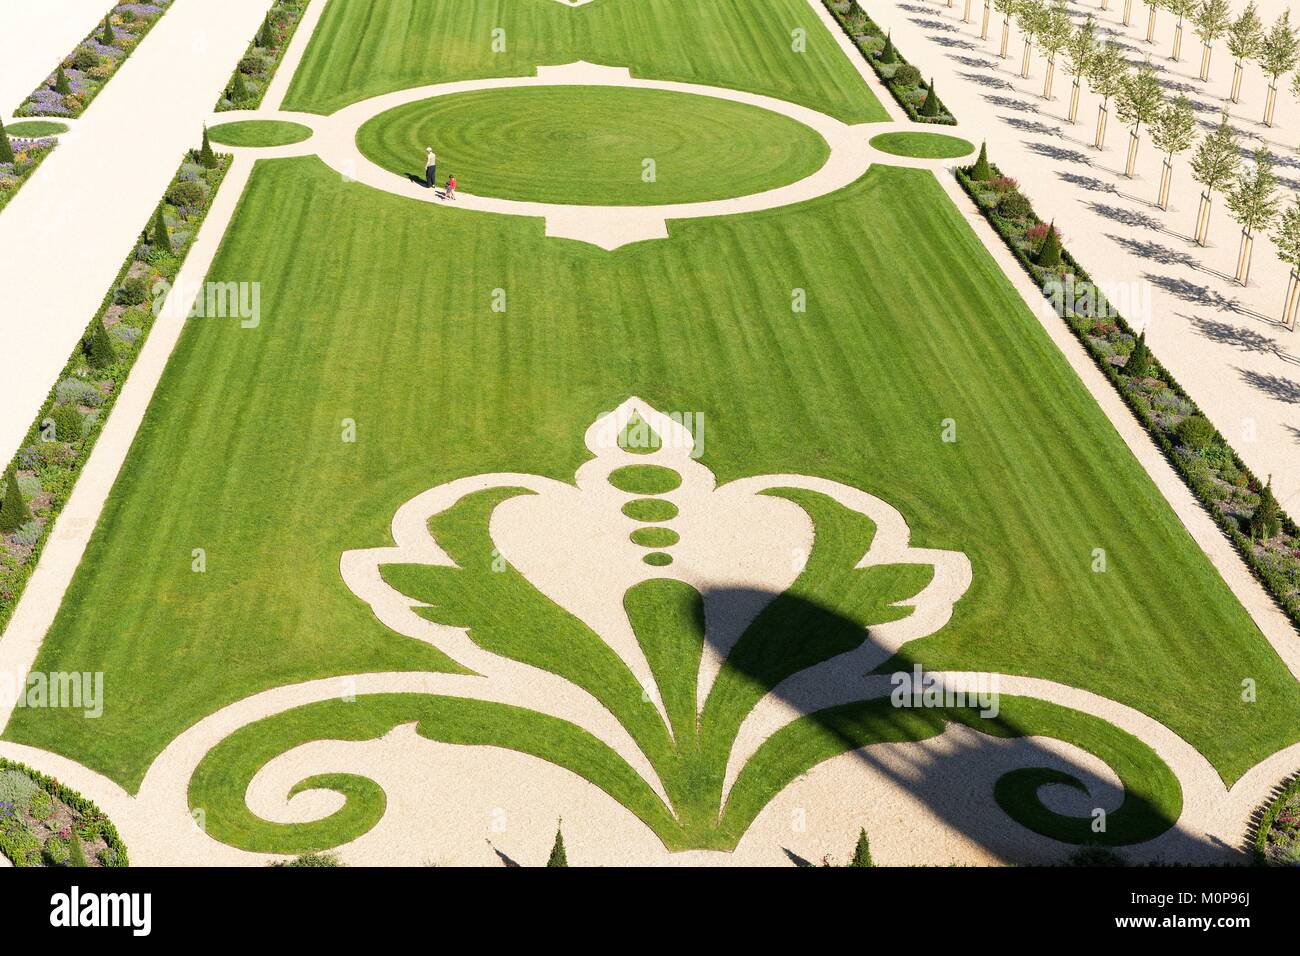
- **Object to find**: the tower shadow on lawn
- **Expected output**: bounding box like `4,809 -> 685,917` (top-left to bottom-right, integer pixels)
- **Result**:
691,585 -> 1237,866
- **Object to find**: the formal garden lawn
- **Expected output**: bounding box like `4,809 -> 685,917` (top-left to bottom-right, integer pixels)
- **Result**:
356,87 -> 831,205
5,156 -> 1298,817
207,120 -> 313,148
282,0 -> 889,123
870,131 -> 974,159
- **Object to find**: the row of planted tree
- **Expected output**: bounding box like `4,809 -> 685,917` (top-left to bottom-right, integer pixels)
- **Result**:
970,0 -> 1300,326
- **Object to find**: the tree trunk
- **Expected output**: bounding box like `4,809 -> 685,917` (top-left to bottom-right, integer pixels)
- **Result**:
1125,127 -> 1140,177
1194,190 -> 1212,245
963,0 -> 973,23
1069,76 -> 1081,123
1284,269 -> 1300,330
1095,101 -> 1109,149
1043,58 -> 1056,98
1021,38 -> 1032,78
1101,0 -> 1109,10
1000,18 -> 1010,58
1264,81 -> 1278,126
1231,59 -> 1243,102
1236,228 -> 1254,285
981,1 -> 991,39
1158,154 -> 1173,209
1199,41 -> 1212,81
1123,0 -> 1133,26
1145,6 -> 1157,43
1171,20 -> 1183,61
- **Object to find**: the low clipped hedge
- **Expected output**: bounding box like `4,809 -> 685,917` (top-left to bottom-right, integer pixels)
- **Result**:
0,757 -> 128,866
824,0 -> 957,124
1253,771 -> 1300,865
215,0 -> 310,112
958,156 -> 1300,631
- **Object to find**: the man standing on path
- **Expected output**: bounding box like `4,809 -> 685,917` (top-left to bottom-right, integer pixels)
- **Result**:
425,147 -> 436,188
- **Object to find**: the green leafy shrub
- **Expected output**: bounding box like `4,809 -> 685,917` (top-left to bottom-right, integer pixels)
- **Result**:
168,180 -> 207,207
893,64 -> 922,87
50,404 -> 83,442
43,835 -> 71,866
29,788 -> 52,821
1175,415 -> 1215,450
849,828 -> 873,867
71,47 -> 100,71
55,378 -> 103,407
0,466 -> 32,532
995,192 -> 1033,220
0,769 -> 40,810
116,275 -> 150,307
547,825 -> 568,867
85,319 -> 117,370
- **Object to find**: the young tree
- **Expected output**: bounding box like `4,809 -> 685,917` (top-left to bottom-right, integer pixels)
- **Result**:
1163,0 -> 1198,60
970,140 -> 993,179
981,0 -> 993,40
152,203 -> 172,254
546,823 -> 568,867
1088,41 -> 1129,149
54,66 -> 71,95
1150,95 -> 1196,209
1250,477 -> 1281,540
995,0 -> 1020,59
256,13 -> 273,48
880,32 -> 897,64
1271,196 -> 1300,328
0,466 -> 32,533
850,829 -> 874,867
229,68 -> 250,104
1189,117 -> 1240,245
1116,61 -> 1164,177
101,16 -> 114,46
0,117 -> 13,165
1256,11 -> 1298,126
1227,2 -> 1263,102
1017,0 -> 1048,79
1193,0 -> 1231,81
1064,16 -> 1098,123
1226,145 -> 1279,285
1143,0 -> 1161,44
1037,0 -> 1073,99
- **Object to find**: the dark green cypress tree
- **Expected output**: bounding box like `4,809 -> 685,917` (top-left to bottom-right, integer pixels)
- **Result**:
102,16 -> 115,45
256,14 -> 271,48
0,117 -> 13,165
0,466 -> 32,533
1250,477 -> 1282,541
1126,331 -> 1150,379
921,79 -> 941,117
54,66 -> 72,95
86,319 -> 117,369
152,203 -> 172,254
880,32 -> 897,64
1037,221 -> 1062,268
970,141 -> 992,180
230,69 -> 249,104
198,126 -> 218,169
546,823 -> 568,867
849,828 -> 873,867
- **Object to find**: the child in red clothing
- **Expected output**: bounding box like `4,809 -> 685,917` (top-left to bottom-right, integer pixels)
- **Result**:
445,176 -> 457,201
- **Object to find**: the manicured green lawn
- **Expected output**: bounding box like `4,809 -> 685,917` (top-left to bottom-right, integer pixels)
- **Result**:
356,86 -> 830,205
6,156 -> 1297,809
5,120 -> 69,137
208,120 -> 314,148
870,131 -> 975,159
282,0 -> 889,124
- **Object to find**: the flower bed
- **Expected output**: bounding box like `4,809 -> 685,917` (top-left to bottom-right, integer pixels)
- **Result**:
0,135 -> 56,214
15,2 -> 175,118
1254,772 -> 1300,865
824,0 -> 957,124
0,758 -> 128,866
959,156 -> 1300,628
0,148 -> 231,636
215,0 -> 310,111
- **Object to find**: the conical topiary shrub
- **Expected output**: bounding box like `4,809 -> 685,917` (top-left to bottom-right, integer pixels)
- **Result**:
86,318 -> 117,369
0,466 -> 32,533
920,79 -> 941,117
1037,221 -> 1062,268
152,203 -> 172,254
970,141 -> 992,180
1125,331 -> 1150,379
102,16 -> 115,45
229,69 -> 249,104
198,126 -> 218,169
1250,477 -> 1282,541
0,117 -> 13,165
849,828 -> 873,867
546,823 -> 568,867
54,66 -> 72,95
880,32 -> 897,64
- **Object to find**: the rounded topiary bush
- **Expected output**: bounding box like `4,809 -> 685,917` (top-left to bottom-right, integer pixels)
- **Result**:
50,404 -> 83,442
1175,415 -> 1216,451
168,180 -> 207,208
995,192 -> 1033,220
116,275 -> 150,307
892,65 -> 922,88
